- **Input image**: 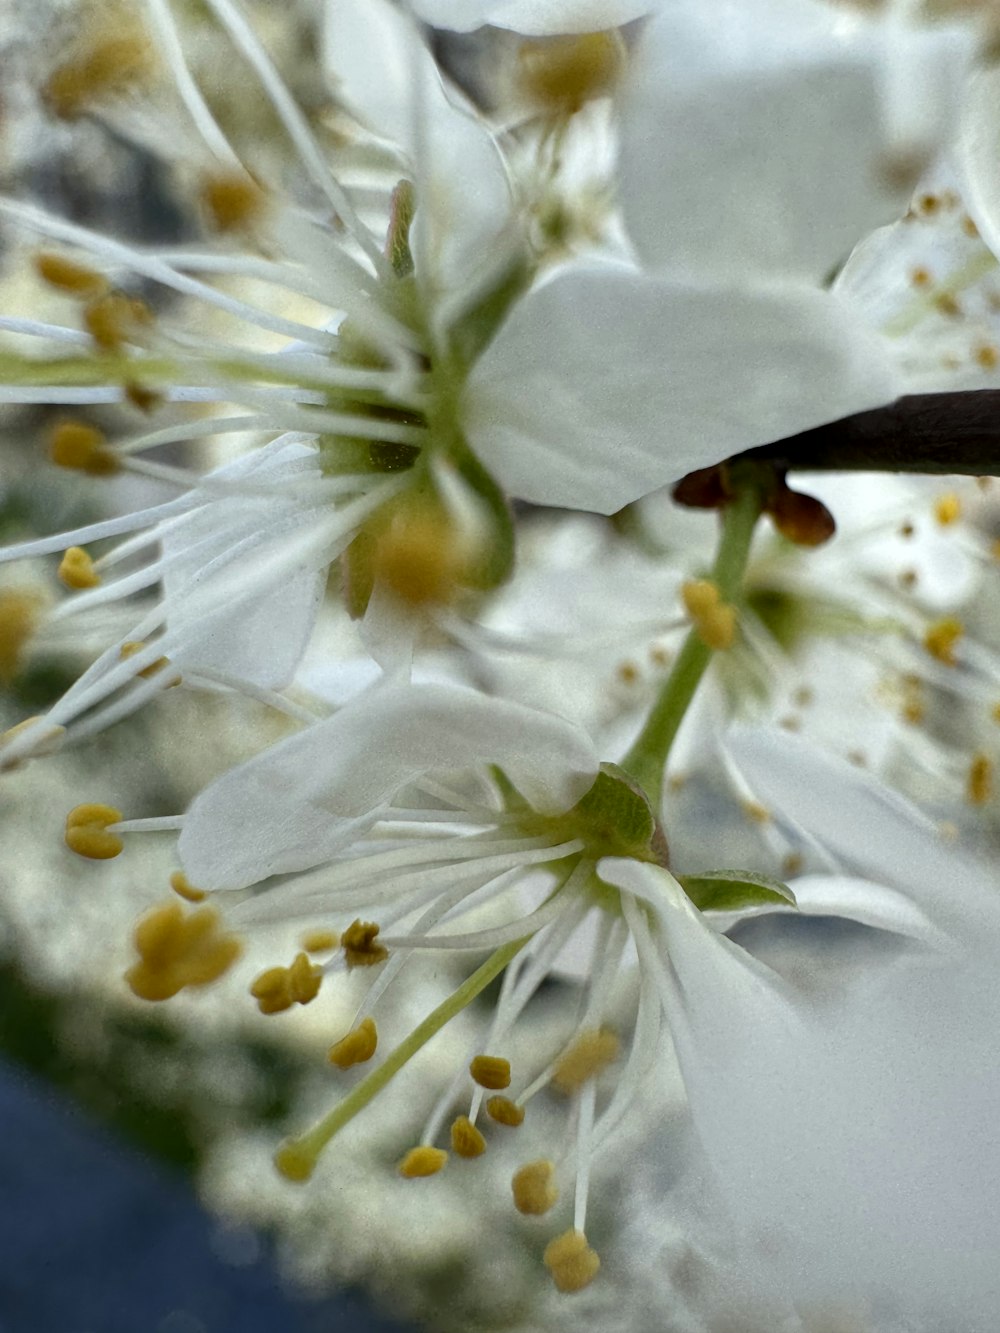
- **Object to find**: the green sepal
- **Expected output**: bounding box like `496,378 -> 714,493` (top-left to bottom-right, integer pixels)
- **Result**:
570,763 -> 668,864
678,869 -> 797,914
446,250 -> 533,369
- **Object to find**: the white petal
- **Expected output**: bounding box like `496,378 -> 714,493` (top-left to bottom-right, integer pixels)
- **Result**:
463,265 -> 900,512
728,727 -> 1000,944
409,0 -> 648,33
162,438 -> 325,689
621,0 -> 972,283
323,0 -> 510,288
959,59 -> 1000,267
180,682 -> 599,889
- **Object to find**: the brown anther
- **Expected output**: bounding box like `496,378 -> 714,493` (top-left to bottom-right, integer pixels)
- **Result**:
124,381 -> 162,413
552,1028 -> 619,1093
44,33 -> 153,119
328,1016 -> 378,1069
991,702 -> 1000,725
616,661 -> 640,685
781,852 -> 804,877
962,214 -> 980,238
934,292 -> 961,318
84,292 -> 153,350
469,1054 -> 511,1090
200,171 -> 264,232
341,919 -> 388,968
543,1228 -> 601,1293
126,900 -> 243,1001
170,870 -> 206,903
450,1115 -> 487,1159
64,803 -> 124,860
672,464 -> 729,510
975,344 -> 999,370
34,251 -> 108,297
49,420 -> 120,476
909,266 -> 932,288
741,799 -> 771,825
398,1146 -> 448,1178
924,616 -> 963,666
512,1159 -> 559,1215
967,752 -> 993,806
486,1095 -> 525,1127
768,485 -> 836,547
58,546 -> 100,590
300,928 -> 338,953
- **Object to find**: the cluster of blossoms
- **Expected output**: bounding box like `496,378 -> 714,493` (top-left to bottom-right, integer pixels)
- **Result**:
6,0 -> 1000,1322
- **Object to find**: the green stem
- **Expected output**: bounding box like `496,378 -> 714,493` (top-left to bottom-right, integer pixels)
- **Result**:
621,475 -> 765,808
274,934 -> 529,1182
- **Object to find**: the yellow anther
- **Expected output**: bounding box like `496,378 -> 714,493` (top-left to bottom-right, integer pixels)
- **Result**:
552,1027 -> 619,1094
0,591 -> 42,683
682,580 -> 736,650
486,1095 -> 525,1127
924,616 -> 964,666
399,1146 -> 448,1178
124,381 -> 162,413
616,660 -> 640,685
543,1228 -> 601,1294
934,492 -> 962,526
373,502 -> 475,610
516,31 -> 625,115
328,1016 -> 378,1069
120,641 -> 177,683
341,919 -> 389,968
741,799 -> 771,825
697,603 -> 736,651
469,1054 -> 511,1090
991,702 -> 1000,725
967,752 -> 993,806
0,716 -> 65,770
200,171 -> 264,232
57,546 -> 100,590
975,344 -> 999,370
274,1140 -> 315,1183
64,803 -> 124,860
300,928 -> 338,953
250,951 -> 322,1015
512,1159 -> 559,1215
450,1115 -> 487,1159
49,420 -> 120,476
84,292 -> 153,350
681,579 -> 720,618
125,900 -> 242,1002
44,32 -> 154,119
33,251 -> 108,297
169,870 -> 206,903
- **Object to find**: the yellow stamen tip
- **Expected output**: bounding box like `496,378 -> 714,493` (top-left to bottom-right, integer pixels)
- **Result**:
0,591 -> 42,683
120,641 -> 178,683
486,1095 -> 525,1127
169,870 -> 206,903
469,1054 -> 511,1090
924,616 -> 964,666
49,420 -> 119,476
934,492 -> 962,526
681,578 -> 720,618
512,1159 -> 558,1215
64,802 -> 124,859
300,928 -> 339,954
0,716 -> 65,770
450,1115 -> 487,1159
44,31 -> 154,119
328,1016 -> 378,1069
200,171 -> 265,232
274,1140 -> 316,1183
543,1228 -> 601,1293
967,752 -> 993,806
341,919 -> 388,968
58,546 -> 101,590
84,292 -> 153,351
516,30 -> 626,115
552,1027 -> 619,1093
33,251 -> 108,297
125,901 -> 242,1001
399,1146 -> 448,1178
250,952 -> 321,1015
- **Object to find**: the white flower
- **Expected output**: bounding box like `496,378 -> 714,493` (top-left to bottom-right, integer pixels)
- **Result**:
410,0 -> 649,34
